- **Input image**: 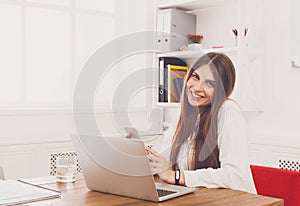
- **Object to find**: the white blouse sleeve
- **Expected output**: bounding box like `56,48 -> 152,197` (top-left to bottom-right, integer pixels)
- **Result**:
183,101 -> 256,193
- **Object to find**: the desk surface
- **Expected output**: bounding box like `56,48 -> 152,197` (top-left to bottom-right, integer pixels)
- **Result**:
26,176 -> 283,206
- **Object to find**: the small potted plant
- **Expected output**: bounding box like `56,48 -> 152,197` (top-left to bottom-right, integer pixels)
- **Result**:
187,34 -> 204,44
187,34 -> 204,50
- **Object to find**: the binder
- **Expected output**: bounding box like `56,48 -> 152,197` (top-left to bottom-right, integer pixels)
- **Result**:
167,64 -> 188,103
156,12 -> 164,52
173,77 -> 184,102
156,9 -> 196,52
159,59 -> 167,102
158,57 -> 187,103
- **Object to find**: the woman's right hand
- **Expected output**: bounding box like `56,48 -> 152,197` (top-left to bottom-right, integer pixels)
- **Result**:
125,133 -> 132,138
124,128 -> 139,139
146,146 -> 174,183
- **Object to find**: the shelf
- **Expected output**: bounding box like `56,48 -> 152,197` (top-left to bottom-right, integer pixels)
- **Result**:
156,102 -> 263,111
157,47 -> 238,59
156,102 -> 181,108
158,0 -> 238,11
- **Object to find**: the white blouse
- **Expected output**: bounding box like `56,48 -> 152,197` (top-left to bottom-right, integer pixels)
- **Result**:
159,100 -> 257,194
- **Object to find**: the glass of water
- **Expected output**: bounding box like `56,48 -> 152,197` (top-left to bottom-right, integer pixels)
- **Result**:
56,156 -> 77,183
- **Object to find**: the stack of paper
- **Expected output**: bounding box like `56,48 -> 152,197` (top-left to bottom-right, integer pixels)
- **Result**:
0,180 -> 60,205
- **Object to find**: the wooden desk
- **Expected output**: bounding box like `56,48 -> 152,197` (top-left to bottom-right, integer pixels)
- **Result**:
26,176 -> 283,206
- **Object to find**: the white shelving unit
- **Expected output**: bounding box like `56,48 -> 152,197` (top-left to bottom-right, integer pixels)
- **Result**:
158,0 -> 238,10
157,47 -> 238,59
155,0 -> 265,111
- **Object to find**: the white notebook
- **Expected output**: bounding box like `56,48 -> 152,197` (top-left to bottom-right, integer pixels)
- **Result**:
0,179 -> 60,205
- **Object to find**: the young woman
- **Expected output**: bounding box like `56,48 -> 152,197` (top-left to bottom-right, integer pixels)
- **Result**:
146,52 -> 256,193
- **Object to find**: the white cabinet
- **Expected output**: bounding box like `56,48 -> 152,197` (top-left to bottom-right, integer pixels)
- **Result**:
155,0 -> 265,111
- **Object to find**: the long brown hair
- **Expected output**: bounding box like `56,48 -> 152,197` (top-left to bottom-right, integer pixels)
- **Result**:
170,52 -> 236,170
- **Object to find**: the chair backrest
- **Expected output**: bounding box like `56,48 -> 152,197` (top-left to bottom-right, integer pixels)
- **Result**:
250,165 -> 300,206
0,166 -> 4,180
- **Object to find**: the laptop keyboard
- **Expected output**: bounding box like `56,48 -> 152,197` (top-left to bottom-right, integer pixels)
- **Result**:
157,189 -> 177,197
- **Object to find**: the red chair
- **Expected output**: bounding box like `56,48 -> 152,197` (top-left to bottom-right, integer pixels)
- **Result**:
250,165 -> 300,206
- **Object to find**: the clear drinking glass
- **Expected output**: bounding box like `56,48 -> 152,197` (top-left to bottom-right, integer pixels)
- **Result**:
56,156 -> 77,183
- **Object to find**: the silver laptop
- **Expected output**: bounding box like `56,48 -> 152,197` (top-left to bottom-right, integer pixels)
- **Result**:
71,134 -> 195,202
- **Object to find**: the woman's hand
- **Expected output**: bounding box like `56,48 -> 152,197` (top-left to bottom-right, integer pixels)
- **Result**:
124,128 -> 139,139
146,146 -> 174,184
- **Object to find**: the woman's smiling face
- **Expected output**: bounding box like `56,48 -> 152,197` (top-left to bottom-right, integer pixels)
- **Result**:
186,64 -> 215,107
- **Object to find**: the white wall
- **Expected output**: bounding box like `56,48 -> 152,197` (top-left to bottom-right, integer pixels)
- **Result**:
246,0 -> 300,148
0,0 -> 156,146
0,0 -> 158,179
